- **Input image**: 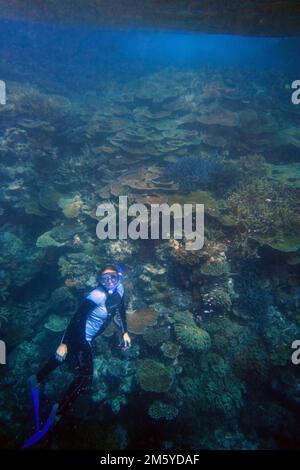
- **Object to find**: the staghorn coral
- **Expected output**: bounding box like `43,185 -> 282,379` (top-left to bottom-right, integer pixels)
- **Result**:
136,359 -> 174,393
174,311 -> 211,353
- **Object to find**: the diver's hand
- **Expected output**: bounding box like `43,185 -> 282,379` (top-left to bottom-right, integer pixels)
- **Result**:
122,332 -> 131,349
56,343 -> 68,362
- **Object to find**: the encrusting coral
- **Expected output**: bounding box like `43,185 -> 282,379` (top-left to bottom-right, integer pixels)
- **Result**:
136,359 -> 174,393
148,400 -> 179,421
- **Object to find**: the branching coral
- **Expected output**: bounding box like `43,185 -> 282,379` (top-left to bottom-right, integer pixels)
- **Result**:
206,316 -> 271,384
174,311 -> 211,353
181,353 -> 245,418
227,180 -> 300,239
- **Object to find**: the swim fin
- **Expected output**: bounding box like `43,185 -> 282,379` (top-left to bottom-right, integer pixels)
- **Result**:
28,374 -> 40,431
22,403 -> 59,449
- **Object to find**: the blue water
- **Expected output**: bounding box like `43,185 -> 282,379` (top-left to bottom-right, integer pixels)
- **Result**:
1,19 -> 300,93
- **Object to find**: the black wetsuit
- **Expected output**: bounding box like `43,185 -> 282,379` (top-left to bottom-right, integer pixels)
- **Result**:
36,284 -> 127,415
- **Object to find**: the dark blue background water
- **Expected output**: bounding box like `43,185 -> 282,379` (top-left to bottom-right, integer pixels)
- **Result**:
1,19 -> 300,95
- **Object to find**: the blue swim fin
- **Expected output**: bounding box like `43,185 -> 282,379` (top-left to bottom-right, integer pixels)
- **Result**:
28,375 -> 40,431
22,403 -> 59,449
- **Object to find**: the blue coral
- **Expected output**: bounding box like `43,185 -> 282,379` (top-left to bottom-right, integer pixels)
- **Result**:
234,261 -> 273,320
168,156 -> 240,192
169,157 -> 223,191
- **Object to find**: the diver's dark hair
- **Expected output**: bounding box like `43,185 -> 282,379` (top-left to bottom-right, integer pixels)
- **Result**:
101,263 -> 119,274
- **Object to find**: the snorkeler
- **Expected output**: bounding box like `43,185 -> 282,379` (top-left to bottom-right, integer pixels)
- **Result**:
23,263 -> 131,448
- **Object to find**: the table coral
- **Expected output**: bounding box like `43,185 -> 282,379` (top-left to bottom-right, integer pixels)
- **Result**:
120,308 -> 159,335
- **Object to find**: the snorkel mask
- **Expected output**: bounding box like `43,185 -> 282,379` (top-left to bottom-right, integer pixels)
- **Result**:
99,264 -> 123,294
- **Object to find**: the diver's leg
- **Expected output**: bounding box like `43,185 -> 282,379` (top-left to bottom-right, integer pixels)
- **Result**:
36,355 -> 63,383
57,342 -> 93,416
26,355 -> 63,438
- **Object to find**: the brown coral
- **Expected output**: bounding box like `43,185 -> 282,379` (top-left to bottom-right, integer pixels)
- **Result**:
115,307 -> 159,335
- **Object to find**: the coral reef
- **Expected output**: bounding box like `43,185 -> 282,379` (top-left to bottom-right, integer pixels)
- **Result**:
181,353 -> 245,418
1,65 -> 300,451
